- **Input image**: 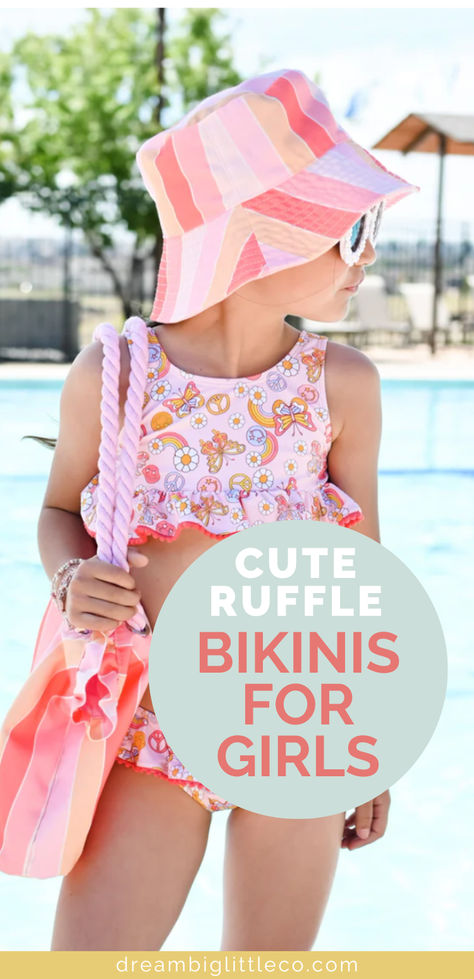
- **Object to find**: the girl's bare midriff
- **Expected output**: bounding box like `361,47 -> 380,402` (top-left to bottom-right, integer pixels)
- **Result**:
131,525 -> 226,712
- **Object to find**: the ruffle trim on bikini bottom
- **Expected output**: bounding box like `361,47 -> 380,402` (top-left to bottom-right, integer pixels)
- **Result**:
114,756 -> 236,811
115,753 -> 203,788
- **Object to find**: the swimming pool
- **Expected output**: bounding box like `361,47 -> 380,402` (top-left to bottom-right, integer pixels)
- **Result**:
0,378 -> 473,950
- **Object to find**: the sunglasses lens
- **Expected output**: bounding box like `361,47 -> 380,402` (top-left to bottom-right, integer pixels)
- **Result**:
350,216 -> 365,252
372,202 -> 383,241
339,209 -> 374,266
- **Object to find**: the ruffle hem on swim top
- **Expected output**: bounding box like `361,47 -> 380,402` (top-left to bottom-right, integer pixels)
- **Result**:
80,475 -> 363,546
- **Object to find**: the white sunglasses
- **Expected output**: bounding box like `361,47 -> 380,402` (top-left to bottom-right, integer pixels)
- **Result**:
339,201 -> 384,266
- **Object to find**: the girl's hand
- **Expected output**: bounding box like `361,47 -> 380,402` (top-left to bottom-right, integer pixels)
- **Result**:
64,549 -> 149,633
341,790 -> 391,850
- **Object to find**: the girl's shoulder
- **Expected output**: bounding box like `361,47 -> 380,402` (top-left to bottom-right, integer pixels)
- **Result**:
324,338 -> 380,393
325,338 -> 379,378
63,332 -> 131,417
324,339 -> 381,441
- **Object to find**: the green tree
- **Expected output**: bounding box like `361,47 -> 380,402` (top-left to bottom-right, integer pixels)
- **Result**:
0,7 -> 242,319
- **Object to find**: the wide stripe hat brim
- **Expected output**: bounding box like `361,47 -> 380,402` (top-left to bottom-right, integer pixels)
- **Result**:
137,69 -> 419,324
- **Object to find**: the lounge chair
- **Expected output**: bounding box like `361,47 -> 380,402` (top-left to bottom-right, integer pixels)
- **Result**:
399,282 -> 452,345
354,275 -> 411,346
457,274 -> 474,343
300,318 -> 370,348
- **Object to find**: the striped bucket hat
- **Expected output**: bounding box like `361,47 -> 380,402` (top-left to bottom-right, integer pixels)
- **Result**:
136,67 -> 419,324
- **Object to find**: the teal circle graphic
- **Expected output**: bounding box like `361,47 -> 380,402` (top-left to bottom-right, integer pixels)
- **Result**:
148,522 -> 447,818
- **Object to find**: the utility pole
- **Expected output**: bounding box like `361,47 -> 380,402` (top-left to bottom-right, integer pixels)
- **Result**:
62,209 -> 77,360
430,132 -> 446,356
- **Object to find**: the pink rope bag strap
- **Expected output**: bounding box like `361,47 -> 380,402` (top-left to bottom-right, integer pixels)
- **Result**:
57,315 -> 152,743
92,316 -> 150,634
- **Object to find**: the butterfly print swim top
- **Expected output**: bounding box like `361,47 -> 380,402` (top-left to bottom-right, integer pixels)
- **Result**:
80,324 -> 363,545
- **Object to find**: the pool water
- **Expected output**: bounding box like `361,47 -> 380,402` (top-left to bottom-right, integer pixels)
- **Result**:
0,378 -> 473,951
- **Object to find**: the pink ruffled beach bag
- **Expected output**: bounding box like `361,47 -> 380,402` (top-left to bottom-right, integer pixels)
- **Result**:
0,317 -> 152,878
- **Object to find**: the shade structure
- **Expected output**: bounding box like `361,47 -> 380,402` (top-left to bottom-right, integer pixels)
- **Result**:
373,112 -> 474,353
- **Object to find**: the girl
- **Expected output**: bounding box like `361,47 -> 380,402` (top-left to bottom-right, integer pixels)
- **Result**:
37,69 -> 417,951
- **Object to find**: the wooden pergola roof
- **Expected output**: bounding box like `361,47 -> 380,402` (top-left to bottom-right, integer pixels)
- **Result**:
373,112 -> 474,156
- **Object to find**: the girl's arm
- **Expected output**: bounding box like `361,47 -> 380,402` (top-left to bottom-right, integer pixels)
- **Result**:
38,336 -> 145,632
38,339 -> 107,578
324,342 -> 382,543
324,342 -> 388,851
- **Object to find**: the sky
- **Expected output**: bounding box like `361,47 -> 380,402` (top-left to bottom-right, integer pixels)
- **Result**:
1,6 -> 474,241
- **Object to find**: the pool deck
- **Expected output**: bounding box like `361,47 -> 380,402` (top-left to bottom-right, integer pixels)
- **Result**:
364,343 -> 474,379
0,343 -> 473,381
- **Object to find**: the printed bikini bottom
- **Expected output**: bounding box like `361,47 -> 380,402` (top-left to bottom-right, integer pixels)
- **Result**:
115,703 -> 237,813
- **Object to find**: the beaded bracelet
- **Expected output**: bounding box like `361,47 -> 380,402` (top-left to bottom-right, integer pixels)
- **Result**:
51,558 -> 91,634
51,558 -> 84,615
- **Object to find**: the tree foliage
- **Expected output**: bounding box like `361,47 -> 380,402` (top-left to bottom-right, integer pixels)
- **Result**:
0,7 -> 244,316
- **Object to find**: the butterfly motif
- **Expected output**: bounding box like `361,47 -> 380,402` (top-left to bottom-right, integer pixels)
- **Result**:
275,493 -> 307,521
273,477 -> 307,520
135,487 -> 167,526
163,381 -> 204,418
302,348 -> 325,383
272,397 -> 317,436
190,493 -> 230,527
199,430 -> 245,473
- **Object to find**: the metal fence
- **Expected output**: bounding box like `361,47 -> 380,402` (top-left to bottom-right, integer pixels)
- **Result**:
367,220 -> 474,322
0,222 -> 473,359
